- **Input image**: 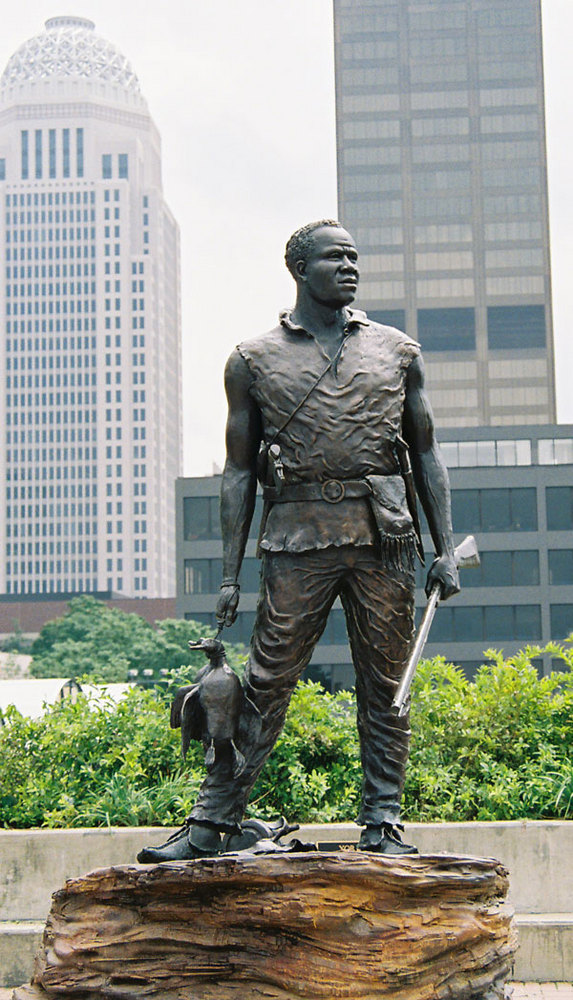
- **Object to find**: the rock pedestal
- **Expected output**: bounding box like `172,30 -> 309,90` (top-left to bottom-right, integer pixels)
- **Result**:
14,851 -> 516,1000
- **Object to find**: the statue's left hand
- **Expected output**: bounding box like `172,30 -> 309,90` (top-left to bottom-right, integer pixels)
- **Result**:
425,554 -> 460,602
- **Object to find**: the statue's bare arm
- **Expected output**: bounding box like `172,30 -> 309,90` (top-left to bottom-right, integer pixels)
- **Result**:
216,349 -> 263,626
402,355 -> 460,600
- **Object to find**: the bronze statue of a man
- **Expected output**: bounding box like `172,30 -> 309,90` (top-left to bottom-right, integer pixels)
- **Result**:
140,220 -> 460,863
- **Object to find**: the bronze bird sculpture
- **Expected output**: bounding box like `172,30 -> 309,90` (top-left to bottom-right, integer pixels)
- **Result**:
170,637 -> 260,779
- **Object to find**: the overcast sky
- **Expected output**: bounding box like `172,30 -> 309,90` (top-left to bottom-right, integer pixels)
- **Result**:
1,1 -> 572,474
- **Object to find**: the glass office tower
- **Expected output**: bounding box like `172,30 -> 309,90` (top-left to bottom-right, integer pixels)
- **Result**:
0,18 -> 182,597
334,0 -> 556,427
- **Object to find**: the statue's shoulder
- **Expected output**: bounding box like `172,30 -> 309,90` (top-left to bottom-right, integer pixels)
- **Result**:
363,317 -> 420,358
363,316 -> 420,352
236,324 -> 289,369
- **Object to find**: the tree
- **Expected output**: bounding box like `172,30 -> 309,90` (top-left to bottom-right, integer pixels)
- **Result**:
30,596 -> 246,683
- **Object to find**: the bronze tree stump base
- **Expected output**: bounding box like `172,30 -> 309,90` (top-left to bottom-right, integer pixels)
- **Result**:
14,851 -> 517,1000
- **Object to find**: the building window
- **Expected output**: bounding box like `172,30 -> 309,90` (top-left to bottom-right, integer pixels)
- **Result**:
538,439 -> 573,465
21,130 -> 29,179
548,551 -> 573,586
102,154 -> 112,179
49,129 -> 56,178
0,158 -> 5,181
76,129 -> 84,178
459,550 -> 539,588
546,487 -> 573,531
184,558 -> 224,594
35,130 -> 42,179
183,497 -> 217,540
487,305 -> 546,350
368,309 -> 406,331
118,153 -> 128,179
451,488 -> 537,533
62,128 -> 70,178
428,605 -> 541,643
441,439 -> 531,468
550,605 -> 573,640
417,308 -> 476,352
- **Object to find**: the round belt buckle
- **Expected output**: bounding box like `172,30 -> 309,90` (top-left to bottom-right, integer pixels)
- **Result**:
321,479 -> 345,503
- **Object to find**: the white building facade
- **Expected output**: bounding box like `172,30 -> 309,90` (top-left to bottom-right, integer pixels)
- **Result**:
0,17 -> 182,597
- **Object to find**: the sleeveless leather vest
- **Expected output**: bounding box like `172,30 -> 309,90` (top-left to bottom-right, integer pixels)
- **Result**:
236,311 -> 420,554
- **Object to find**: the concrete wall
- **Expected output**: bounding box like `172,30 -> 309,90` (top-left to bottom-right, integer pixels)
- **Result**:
1,820 -> 571,920
1,821 -> 572,985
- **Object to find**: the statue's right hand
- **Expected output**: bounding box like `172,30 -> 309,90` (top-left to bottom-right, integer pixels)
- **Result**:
216,584 -> 240,628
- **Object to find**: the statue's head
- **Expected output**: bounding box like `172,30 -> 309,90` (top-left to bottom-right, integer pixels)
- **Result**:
285,220 -> 359,307
285,220 -> 344,278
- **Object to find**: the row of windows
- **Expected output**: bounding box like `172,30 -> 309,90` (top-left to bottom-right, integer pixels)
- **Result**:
539,440 -> 573,466
8,446 -> 96,461
6,210 -> 94,225
342,119 -> 401,140
430,605 -> 573,645
486,248 -> 544,269
461,550 -> 539,588
415,306 -> 546,353
429,605 -> 541,644
8,507 -> 97,525
486,275 -> 544,296
7,282 -> 96,296
7,410 -> 97,427
7,541 -> 97,555
408,87 -> 537,110
7,264 -> 95,279
342,66 -> 399,87
343,146 -> 401,166
485,221 -> 542,242
7,580 -> 98,595
184,549 -> 573,596
6,428 -> 93,443
7,229 -> 94,244
440,439 -> 532,469
183,601 -> 573,649
452,489 -> 536,533
102,154 -> 129,180
341,39 -> 398,61
8,562 -> 96,576
184,557 -> 261,595
340,108 -> 539,135
6,392 -> 96,408
21,129 -> 84,181
354,225 -> 404,248
6,247 -> 97,263
7,301 -> 95,316
183,486 -> 573,543
6,192 -> 95,206
7,345 -> 95,361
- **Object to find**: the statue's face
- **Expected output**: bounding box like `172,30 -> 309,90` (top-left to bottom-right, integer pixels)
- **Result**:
300,226 -> 359,308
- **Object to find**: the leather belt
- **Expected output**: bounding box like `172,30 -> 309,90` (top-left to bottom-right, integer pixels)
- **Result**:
263,479 -> 373,504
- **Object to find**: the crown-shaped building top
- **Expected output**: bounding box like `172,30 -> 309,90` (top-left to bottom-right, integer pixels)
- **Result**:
0,16 -> 147,110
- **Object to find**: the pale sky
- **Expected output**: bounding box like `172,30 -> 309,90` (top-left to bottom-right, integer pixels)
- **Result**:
1,1 -> 572,475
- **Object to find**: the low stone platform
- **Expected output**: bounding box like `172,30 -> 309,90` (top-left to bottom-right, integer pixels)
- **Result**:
13,851 -> 516,1000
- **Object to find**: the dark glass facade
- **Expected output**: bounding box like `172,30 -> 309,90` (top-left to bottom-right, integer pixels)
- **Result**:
334,0 -> 556,428
176,427 -> 573,688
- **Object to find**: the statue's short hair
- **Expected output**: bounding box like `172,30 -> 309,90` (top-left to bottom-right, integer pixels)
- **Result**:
285,219 -> 343,278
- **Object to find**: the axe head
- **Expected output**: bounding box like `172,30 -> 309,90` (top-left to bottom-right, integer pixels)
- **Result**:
454,534 -> 480,570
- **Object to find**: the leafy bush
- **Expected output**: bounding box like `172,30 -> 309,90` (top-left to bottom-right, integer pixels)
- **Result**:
1,644 -> 572,828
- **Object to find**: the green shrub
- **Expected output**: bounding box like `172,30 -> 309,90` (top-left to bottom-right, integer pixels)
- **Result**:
1,644 -> 572,828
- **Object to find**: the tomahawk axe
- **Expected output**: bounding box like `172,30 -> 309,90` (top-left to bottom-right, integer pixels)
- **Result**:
390,534 -> 480,718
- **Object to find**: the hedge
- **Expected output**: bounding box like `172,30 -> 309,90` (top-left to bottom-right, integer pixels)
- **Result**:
1,645 -> 572,828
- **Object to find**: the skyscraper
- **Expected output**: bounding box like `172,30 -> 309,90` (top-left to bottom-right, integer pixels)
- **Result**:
334,0 -> 556,428
0,17 -> 181,597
